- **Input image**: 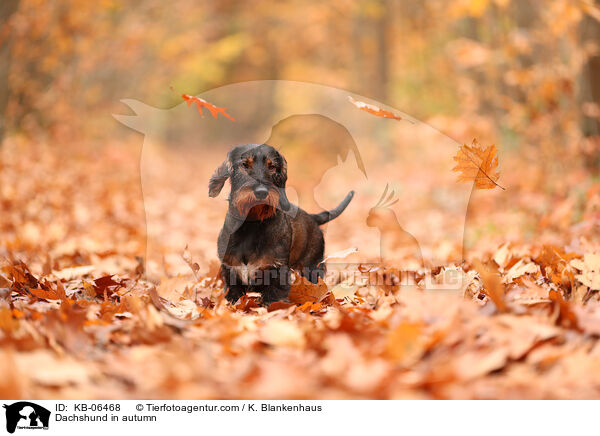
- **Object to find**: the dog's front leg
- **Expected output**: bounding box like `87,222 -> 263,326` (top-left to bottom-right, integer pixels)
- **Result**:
257,265 -> 291,305
220,264 -> 247,304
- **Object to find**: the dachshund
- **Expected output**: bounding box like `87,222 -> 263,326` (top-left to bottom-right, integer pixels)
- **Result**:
209,143 -> 354,305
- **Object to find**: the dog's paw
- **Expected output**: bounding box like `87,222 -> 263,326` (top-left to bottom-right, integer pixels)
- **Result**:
224,287 -> 245,304
259,288 -> 290,306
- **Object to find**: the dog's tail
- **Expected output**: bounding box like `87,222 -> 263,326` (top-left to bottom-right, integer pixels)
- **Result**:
310,191 -> 355,225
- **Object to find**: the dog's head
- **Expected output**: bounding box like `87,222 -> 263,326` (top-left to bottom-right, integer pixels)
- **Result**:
209,144 -> 290,220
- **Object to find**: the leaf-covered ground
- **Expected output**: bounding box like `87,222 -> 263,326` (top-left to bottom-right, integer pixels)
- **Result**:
1,137 -> 600,399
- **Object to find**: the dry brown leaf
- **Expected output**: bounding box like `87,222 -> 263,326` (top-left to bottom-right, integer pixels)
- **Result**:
452,348 -> 508,381
164,299 -> 199,320
385,321 -> 425,365
572,304 -> 600,335
493,243 -> 512,269
433,265 -> 478,295
549,289 -> 579,330
157,275 -> 193,302
452,139 -> 504,190
0,273 -> 11,288
474,260 -> 507,312
260,319 -> 305,348
331,282 -> 359,299
267,301 -> 296,312
182,245 -> 201,281
53,265 -> 95,280
570,253 -> 600,291
14,350 -> 93,387
235,295 -> 261,312
296,301 -> 326,313
288,276 -> 330,305
0,307 -> 19,333
502,259 -> 540,283
28,288 -> 60,300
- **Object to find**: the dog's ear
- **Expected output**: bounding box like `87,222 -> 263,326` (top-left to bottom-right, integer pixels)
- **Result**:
274,154 -> 287,186
281,155 -> 288,183
278,155 -> 290,211
208,159 -> 230,197
278,187 -> 290,211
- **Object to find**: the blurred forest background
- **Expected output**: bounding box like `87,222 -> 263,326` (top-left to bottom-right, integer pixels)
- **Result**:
3,0 -> 600,250
1,0 -> 599,155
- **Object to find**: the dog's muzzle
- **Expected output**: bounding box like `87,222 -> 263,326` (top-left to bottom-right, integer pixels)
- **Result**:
234,186 -> 280,221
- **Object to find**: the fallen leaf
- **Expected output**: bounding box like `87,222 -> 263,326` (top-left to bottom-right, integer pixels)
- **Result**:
53,265 -> 95,281
331,283 -> 359,299
433,265 -> 478,295
164,299 -> 199,320
549,289 -> 579,330
493,243 -> 512,269
385,321 -> 425,365
571,253 -> 600,291
267,301 -> 296,312
288,277 -> 329,305
0,273 -> 10,288
573,304 -> 600,335
235,295 -> 261,312
474,260 -> 507,312
182,245 -> 201,280
296,301 -> 326,313
157,275 -> 193,302
260,319 -> 305,347
28,288 -> 60,300
14,350 -> 93,387
503,259 -> 540,283
452,348 -> 508,381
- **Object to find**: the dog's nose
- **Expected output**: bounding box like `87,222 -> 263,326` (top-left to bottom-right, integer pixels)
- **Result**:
254,186 -> 269,199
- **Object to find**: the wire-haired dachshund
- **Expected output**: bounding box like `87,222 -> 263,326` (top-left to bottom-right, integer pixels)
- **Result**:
209,143 -> 354,305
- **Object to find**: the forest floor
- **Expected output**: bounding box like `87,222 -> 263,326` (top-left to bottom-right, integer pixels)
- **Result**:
1,135 -> 600,399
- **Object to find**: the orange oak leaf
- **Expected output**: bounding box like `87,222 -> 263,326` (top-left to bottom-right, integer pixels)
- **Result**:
348,96 -> 412,123
453,139 -> 504,190
182,94 -> 235,121
288,276 -> 332,305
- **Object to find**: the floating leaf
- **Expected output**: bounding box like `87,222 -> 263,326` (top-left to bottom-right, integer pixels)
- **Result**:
182,94 -> 235,121
453,139 -> 504,190
348,96 -> 412,123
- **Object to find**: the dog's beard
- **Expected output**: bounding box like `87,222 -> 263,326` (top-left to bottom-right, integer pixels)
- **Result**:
234,188 -> 280,221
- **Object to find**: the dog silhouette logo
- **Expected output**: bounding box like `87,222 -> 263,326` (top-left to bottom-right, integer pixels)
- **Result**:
114,80 -> 473,286
3,402 -> 50,433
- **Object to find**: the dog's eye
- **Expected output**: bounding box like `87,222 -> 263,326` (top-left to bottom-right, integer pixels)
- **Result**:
266,161 -> 276,171
241,161 -> 250,169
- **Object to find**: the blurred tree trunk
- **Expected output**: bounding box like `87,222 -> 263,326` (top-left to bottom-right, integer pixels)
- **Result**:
579,3 -> 600,170
586,56 -> 600,135
351,12 -> 364,96
373,0 -> 389,103
581,8 -> 600,137
0,0 -> 19,145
